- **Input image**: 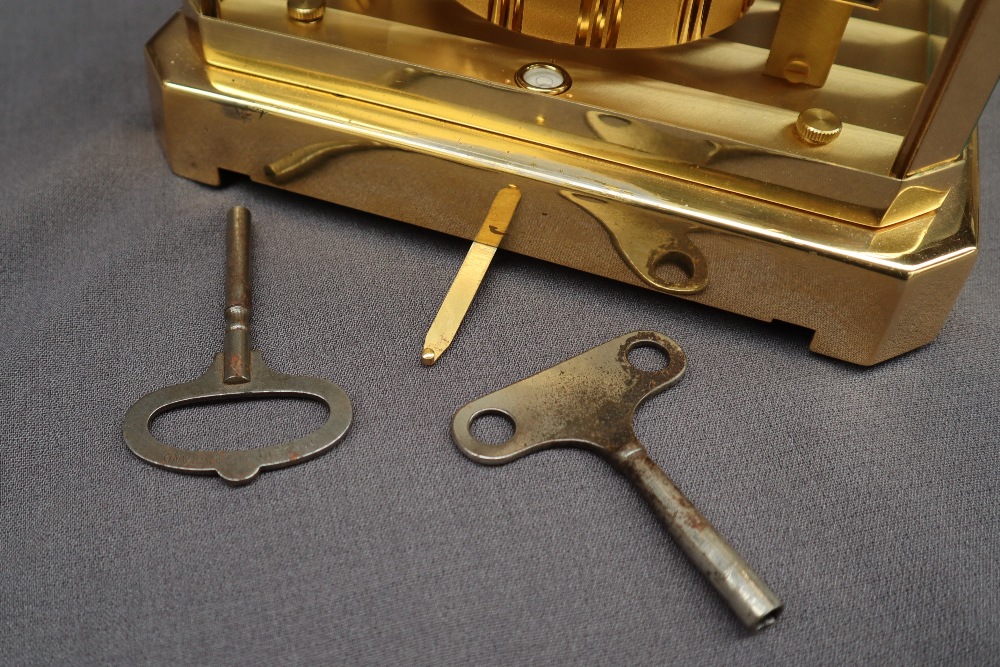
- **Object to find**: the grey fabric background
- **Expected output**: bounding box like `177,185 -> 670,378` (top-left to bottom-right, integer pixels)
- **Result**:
2,2 -> 999,665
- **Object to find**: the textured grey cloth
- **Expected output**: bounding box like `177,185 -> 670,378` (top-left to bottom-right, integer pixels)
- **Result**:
2,3 -> 999,665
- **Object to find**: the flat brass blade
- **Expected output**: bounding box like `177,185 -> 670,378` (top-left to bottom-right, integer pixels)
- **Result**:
422,185 -> 521,366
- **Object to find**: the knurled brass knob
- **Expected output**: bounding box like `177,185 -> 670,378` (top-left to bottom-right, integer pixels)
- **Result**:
795,109 -> 843,146
287,0 -> 325,22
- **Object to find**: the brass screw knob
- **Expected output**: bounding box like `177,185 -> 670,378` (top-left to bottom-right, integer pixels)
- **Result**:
287,0 -> 325,22
795,109 -> 843,146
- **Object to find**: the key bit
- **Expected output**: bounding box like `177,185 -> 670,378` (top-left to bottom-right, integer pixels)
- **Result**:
123,207 -> 353,485
451,332 -> 782,630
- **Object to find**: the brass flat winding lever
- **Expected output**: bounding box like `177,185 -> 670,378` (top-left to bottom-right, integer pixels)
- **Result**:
422,185 -> 521,366
451,332 -> 782,630
122,207 -> 353,484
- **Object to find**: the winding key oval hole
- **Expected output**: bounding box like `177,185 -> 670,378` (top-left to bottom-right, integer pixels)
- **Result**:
151,398 -> 329,451
469,410 -> 516,446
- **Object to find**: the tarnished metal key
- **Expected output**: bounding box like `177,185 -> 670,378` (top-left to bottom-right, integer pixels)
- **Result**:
123,207 -> 352,484
451,332 -> 782,630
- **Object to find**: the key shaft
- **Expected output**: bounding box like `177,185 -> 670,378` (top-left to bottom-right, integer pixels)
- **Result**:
615,446 -> 782,630
224,206 -> 252,384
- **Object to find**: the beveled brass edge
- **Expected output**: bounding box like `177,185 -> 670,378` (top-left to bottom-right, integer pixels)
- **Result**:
181,3 -> 967,229
147,13 -> 978,275
146,13 -> 981,366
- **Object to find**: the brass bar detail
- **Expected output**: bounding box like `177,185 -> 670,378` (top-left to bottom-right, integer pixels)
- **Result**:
488,0 -> 512,27
511,0 -> 525,32
765,0 -> 856,87
893,0 -> 1000,175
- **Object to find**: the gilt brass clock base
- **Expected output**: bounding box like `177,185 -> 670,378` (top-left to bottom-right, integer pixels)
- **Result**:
147,13 -> 978,366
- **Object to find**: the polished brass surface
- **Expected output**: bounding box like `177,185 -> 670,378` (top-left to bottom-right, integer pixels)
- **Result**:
451,332 -> 782,629
264,139 -> 387,183
894,0 -> 1000,175
454,0 -> 752,48
146,0 -> 998,364
563,192 -> 709,295
191,0 -> 969,227
423,185 -> 521,366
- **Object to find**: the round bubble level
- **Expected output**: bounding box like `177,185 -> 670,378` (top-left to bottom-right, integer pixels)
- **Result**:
515,63 -> 572,94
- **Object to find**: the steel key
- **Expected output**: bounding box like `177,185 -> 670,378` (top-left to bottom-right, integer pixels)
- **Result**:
123,207 -> 352,484
451,331 -> 782,630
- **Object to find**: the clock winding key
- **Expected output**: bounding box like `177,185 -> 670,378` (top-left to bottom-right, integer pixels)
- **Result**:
122,207 -> 353,484
451,332 -> 783,630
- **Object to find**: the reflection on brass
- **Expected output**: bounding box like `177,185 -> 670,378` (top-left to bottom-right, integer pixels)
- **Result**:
147,1 -> 1000,364
584,110 -> 726,165
455,0 -> 751,48
894,0 -> 1000,175
264,140 -> 386,184
563,192 -> 708,296
422,185 -> 521,367
485,0 -> 523,32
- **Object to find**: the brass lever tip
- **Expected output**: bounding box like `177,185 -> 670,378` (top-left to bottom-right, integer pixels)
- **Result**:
421,348 -> 439,366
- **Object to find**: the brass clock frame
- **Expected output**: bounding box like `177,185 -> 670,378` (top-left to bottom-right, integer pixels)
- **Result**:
146,0 -> 999,364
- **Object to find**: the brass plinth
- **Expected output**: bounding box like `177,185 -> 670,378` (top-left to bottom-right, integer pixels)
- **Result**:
146,2 -> 989,365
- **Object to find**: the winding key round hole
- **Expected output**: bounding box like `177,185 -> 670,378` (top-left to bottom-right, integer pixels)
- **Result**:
627,343 -> 671,372
469,410 -> 516,446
